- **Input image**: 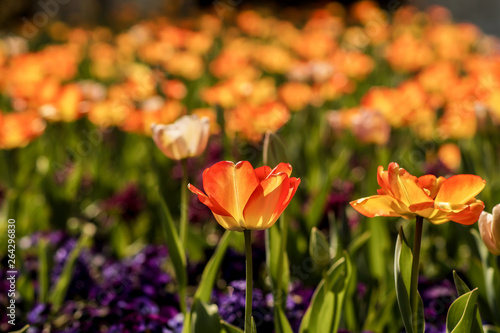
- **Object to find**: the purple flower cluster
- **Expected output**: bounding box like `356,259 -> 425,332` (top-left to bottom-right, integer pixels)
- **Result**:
3,231 -> 181,333
420,277 -> 457,333
213,280 -> 313,333
101,184 -> 145,222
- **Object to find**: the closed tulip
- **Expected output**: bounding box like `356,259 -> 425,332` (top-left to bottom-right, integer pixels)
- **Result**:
188,161 -> 300,231
152,115 -> 210,160
478,204 -> 500,255
350,162 -> 486,225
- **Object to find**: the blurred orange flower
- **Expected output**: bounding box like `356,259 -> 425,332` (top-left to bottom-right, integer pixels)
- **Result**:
278,82 -> 312,111
192,108 -> 220,134
0,111 -> 46,149
188,161 -> 300,231
438,143 -> 461,171
350,162 -> 486,225
225,101 -> 290,142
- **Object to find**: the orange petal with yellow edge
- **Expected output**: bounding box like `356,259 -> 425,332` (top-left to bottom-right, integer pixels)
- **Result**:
202,161 -> 259,221
387,163 -> 433,207
213,213 -> 244,231
350,194 -> 412,218
417,175 -> 446,199
243,172 -> 289,229
376,165 -> 392,196
434,175 -> 486,205
269,163 -> 293,178
447,200 -> 485,225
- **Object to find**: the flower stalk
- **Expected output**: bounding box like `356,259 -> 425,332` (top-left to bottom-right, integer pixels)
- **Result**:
180,159 -> 189,248
410,215 -> 423,327
244,229 -> 253,333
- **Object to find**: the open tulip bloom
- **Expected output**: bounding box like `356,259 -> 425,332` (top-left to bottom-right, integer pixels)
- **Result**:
188,161 -> 300,231
189,160 -> 300,332
350,162 -> 486,331
350,162 -> 486,225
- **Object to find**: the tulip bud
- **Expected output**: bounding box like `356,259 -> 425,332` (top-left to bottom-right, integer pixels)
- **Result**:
478,204 -> 500,256
152,115 -> 210,160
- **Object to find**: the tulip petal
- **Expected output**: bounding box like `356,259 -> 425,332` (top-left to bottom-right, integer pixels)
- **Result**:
387,163 -> 433,207
213,213 -> 244,232
192,116 -> 210,157
434,175 -> 486,204
269,163 -> 293,178
266,177 -> 301,228
377,165 -> 393,196
417,175 -> 446,198
202,161 -> 259,225
187,184 -> 232,216
255,166 -> 272,181
350,194 -> 412,218
415,207 -> 450,224
152,124 -> 190,160
492,204 -> 500,245
447,200 -> 485,225
478,211 -> 500,255
243,173 -> 289,229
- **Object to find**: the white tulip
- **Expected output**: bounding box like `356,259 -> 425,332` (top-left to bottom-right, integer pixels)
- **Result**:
152,115 -> 210,160
478,204 -> 500,256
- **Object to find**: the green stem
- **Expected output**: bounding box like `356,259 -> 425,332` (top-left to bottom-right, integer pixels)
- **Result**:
244,230 -> 253,333
410,216 -> 423,327
263,131 -> 271,166
180,159 -> 189,249
275,215 -> 288,308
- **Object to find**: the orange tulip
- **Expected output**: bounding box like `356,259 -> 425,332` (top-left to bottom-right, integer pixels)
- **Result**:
350,162 -> 486,225
188,161 -> 300,231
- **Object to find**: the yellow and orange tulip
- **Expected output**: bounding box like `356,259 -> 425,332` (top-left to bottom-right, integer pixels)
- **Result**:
188,161 -> 300,231
350,162 -> 486,225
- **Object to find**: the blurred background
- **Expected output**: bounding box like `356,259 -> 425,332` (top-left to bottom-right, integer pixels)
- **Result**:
2,0 -> 499,35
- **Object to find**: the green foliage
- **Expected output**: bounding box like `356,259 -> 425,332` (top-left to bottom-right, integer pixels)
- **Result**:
300,252 -> 352,333
394,227 -> 425,333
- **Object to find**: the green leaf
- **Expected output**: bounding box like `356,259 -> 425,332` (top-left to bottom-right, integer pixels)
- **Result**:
158,192 -> 187,313
191,300 -> 222,333
10,324 -> 30,333
38,238 -> 50,304
453,271 -> 472,296
194,230 -> 233,303
300,252 -> 352,333
221,320 -> 244,333
452,271 -> 484,333
483,326 -> 500,333
347,231 -> 371,256
184,231 -> 233,333
309,227 -> 331,268
471,229 -> 500,319
394,227 -> 425,333
251,317 -> 257,333
394,227 -> 415,333
266,220 -> 290,305
50,224 -> 94,312
305,148 -> 350,229
274,305 -> 294,333
446,289 -> 479,333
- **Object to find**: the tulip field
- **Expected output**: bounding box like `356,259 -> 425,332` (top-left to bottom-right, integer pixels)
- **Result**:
2,1 -> 500,332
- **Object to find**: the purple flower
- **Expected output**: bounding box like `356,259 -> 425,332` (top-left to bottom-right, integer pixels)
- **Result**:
419,277 -> 456,333
102,184 -> 145,221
